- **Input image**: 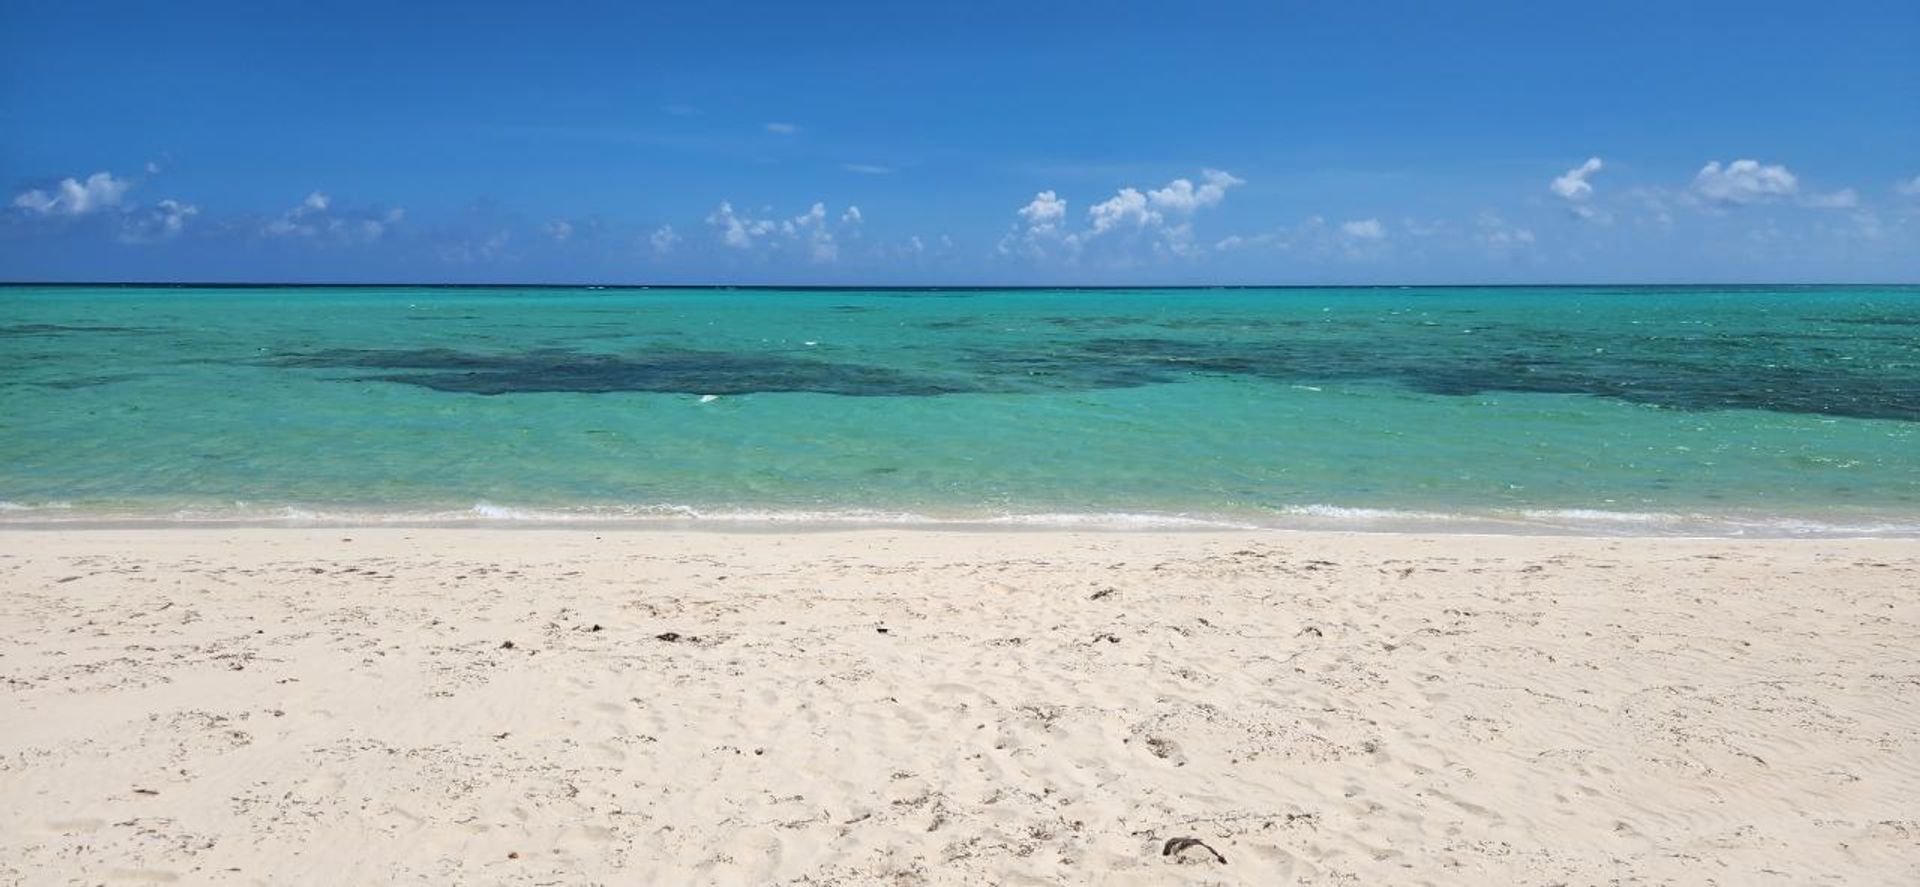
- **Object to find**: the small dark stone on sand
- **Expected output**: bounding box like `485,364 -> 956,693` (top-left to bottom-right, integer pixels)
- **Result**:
589,624 -> 603,632
507,851 -> 520,860
656,632 -> 682,642
1298,626 -> 1323,637
500,640 -> 515,649
876,627 -> 890,634
1090,588 -> 1115,600
133,788 -> 158,796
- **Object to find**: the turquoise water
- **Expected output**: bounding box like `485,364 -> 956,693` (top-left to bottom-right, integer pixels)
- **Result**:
3,285 -> 1917,534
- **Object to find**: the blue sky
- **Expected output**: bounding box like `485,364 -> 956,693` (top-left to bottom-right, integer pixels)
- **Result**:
3,0 -> 1916,284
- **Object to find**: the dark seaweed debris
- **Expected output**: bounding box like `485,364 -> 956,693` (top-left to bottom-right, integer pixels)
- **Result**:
1162,837 -> 1228,864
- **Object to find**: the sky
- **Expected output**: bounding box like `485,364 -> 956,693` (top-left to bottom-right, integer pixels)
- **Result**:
2,0 -> 1917,285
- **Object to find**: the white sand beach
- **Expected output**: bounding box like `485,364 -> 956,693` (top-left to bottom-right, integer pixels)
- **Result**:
2,528 -> 1917,885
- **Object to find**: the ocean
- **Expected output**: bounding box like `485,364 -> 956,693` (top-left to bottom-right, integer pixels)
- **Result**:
3,284 -> 1916,535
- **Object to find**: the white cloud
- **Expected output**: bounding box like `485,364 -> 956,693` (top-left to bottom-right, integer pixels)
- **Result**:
841,163 -> 894,175
1898,175 -> 1920,198
649,224 -> 681,255
1550,157 -> 1604,201
1692,159 -> 1798,205
764,122 -> 799,135
264,192 -> 401,243
1086,188 -> 1155,235
1802,188 -> 1859,210
1340,218 -> 1386,240
787,202 -> 838,263
706,201 -> 778,249
705,200 -> 855,263
1017,190 -> 1067,228
1001,190 -> 1070,257
1146,169 -> 1244,213
11,171 -> 131,216
1549,158 -> 1613,223
118,199 -> 199,243
544,219 -> 574,241
783,202 -> 826,233
1002,171 -> 1244,261
1091,170 -> 1242,240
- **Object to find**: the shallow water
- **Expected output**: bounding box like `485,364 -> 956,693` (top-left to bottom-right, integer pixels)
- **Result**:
3,285 -> 1917,534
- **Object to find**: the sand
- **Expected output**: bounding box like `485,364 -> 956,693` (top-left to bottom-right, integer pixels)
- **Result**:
1,528 -> 1917,885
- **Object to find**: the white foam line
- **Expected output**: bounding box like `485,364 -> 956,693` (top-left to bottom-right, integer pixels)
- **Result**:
1,501 -> 1916,538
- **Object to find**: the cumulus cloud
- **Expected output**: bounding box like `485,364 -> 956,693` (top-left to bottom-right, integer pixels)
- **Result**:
1086,188 -> 1155,236
704,200 -> 858,263
1550,157 -> 1604,201
786,203 -> 835,262
1340,218 -> 1386,240
1898,175 -> 1920,198
649,224 -> 681,255
706,201 -> 778,249
1003,170 -> 1243,260
764,122 -> 799,135
118,199 -> 199,243
9,169 -> 203,242
1017,190 -> 1067,229
11,172 -> 131,216
1549,157 -> 1612,222
1000,190 -> 1071,257
544,219 -> 574,241
264,191 -> 403,243
1145,169 -> 1244,213
1692,159 -> 1798,205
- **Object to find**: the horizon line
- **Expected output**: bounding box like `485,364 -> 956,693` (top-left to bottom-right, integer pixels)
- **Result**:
5,280 -> 1917,292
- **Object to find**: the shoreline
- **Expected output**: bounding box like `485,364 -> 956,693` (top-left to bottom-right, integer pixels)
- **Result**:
4,528 -> 1918,883
5,504 -> 1920,539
